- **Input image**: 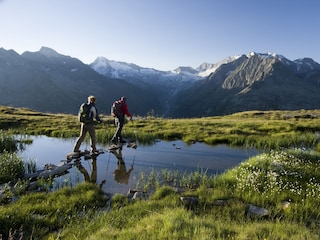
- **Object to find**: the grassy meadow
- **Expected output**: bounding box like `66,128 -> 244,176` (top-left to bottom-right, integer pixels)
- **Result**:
1,105 -> 320,239
1,105 -> 320,149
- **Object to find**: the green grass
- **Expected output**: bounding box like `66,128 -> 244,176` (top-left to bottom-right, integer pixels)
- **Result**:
0,152 -> 24,184
1,149 -> 319,239
1,106 -> 320,239
0,183 -> 108,239
56,149 -> 320,239
0,130 -> 18,153
1,105 -> 320,150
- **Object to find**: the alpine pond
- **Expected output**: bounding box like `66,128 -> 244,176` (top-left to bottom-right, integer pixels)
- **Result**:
20,135 -> 258,195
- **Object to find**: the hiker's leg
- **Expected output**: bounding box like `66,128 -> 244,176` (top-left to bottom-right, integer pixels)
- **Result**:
117,117 -> 125,142
111,117 -> 123,143
111,118 -> 119,143
73,124 -> 88,151
88,124 -> 96,151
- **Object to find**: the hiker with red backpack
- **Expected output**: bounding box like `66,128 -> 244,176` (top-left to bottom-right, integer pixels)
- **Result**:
110,96 -> 132,145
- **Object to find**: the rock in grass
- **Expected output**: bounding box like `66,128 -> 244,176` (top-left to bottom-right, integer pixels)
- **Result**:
280,200 -> 291,209
38,163 -> 72,179
246,204 -> 268,217
127,189 -> 147,201
180,196 -> 199,207
133,191 -> 146,201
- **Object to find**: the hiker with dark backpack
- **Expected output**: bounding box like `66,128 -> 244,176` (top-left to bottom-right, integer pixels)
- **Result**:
110,96 -> 132,145
73,95 -> 102,154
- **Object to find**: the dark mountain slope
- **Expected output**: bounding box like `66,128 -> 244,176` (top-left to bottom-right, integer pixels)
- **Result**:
0,47 -> 163,115
1,47 -> 320,117
169,54 -> 320,117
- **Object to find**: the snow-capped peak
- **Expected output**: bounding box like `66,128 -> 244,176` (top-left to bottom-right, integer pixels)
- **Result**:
90,52 -> 320,90
247,52 -> 320,72
197,55 -> 242,77
172,66 -> 198,75
92,56 -> 109,66
92,56 -> 134,71
247,52 -> 284,59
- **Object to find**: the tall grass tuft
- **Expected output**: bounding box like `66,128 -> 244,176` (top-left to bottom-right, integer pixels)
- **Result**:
24,158 -> 37,174
0,152 -> 24,184
230,149 -> 320,213
0,130 -> 18,153
0,183 -> 107,239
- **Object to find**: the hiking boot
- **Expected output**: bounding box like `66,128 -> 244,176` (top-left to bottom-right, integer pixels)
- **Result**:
72,150 -> 81,157
109,148 -> 117,153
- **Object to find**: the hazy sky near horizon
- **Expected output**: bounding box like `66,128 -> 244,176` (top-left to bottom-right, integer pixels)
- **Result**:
1,0 -> 320,71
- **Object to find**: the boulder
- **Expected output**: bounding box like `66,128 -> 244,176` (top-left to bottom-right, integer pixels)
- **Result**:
246,204 -> 268,217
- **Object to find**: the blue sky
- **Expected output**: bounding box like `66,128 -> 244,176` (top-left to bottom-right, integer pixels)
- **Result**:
1,0 -> 320,71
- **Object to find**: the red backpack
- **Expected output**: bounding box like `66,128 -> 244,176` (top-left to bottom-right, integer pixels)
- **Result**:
111,100 -> 123,117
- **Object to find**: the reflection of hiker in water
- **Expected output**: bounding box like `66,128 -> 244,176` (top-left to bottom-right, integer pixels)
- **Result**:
74,156 -> 106,188
111,147 -> 133,184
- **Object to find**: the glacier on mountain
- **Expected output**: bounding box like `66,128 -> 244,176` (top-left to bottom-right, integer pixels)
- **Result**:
90,52 -> 320,89
89,54 -> 245,88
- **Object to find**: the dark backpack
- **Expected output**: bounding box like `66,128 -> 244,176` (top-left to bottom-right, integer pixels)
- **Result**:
111,100 -> 123,117
78,103 -> 92,123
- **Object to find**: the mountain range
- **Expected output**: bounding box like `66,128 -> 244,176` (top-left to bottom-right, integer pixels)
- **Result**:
0,46 -> 320,117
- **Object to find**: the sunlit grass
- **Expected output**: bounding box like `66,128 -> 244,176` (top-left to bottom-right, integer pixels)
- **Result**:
1,148 -> 320,238
229,149 -> 320,206
1,106 -> 320,238
1,106 -> 320,150
0,183 -> 108,239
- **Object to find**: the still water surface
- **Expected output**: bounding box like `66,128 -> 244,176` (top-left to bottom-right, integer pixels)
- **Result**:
20,136 -> 258,195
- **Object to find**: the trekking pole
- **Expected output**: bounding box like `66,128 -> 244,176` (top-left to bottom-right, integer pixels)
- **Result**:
133,119 -> 138,144
104,149 -> 112,182
128,116 -> 137,142
131,118 -> 138,167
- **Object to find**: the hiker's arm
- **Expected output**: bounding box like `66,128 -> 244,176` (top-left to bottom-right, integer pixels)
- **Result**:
123,103 -> 132,118
91,106 -> 101,122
